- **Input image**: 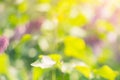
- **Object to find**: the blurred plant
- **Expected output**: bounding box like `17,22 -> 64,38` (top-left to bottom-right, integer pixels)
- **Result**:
0,0 -> 120,80
10,17 -> 44,41
0,36 -> 9,54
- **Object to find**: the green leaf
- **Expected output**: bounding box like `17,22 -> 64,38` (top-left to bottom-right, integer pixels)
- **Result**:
20,34 -> 32,43
32,67 -> 43,80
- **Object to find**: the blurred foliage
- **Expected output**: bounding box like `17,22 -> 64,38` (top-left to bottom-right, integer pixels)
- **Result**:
0,0 -> 120,80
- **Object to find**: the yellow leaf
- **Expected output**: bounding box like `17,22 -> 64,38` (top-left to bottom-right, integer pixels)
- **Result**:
94,65 -> 118,80
0,54 -> 9,74
96,20 -> 114,32
64,36 -> 86,57
69,13 -> 87,27
18,1 -> 28,13
49,54 -> 62,62
76,65 -> 91,78
49,54 -> 62,68
64,36 -> 86,50
64,36 -> 95,65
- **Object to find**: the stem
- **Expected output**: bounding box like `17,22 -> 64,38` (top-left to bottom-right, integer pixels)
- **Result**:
52,69 -> 56,80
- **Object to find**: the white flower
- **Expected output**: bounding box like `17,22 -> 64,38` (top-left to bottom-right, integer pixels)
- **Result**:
31,56 -> 56,69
